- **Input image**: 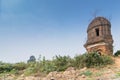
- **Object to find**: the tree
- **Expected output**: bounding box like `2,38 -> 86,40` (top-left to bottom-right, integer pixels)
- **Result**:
27,55 -> 36,63
114,50 -> 120,56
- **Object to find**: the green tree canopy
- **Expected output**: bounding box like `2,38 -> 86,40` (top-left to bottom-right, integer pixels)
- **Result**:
27,55 -> 36,63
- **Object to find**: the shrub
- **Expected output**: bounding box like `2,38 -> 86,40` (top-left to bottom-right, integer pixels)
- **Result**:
25,55 -> 74,73
9,69 -> 20,75
74,52 -> 114,68
24,61 -> 39,76
24,56 -> 56,74
13,62 -> 27,70
40,60 -> 56,73
24,67 -> 35,76
73,54 -> 87,68
101,55 -> 114,65
0,63 -> 13,73
114,50 -> 120,56
85,52 -> 103,67
53,55 -> 73,71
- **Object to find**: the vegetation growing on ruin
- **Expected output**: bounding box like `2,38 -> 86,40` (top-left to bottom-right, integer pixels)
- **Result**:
114,50 -> 120,56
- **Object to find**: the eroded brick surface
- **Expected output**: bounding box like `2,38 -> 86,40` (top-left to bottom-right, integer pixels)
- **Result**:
84,17 -> 113,55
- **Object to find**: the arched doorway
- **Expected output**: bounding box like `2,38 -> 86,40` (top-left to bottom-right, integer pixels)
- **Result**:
96,49 -> 102,55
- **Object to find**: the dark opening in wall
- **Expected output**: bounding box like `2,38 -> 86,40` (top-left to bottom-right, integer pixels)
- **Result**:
95,28 -> 99,36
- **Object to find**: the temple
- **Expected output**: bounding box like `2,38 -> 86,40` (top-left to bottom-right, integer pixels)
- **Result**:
84,17 -> 113,55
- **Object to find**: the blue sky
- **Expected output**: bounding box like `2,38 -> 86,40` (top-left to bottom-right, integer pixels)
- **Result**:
0,0 -> 120,63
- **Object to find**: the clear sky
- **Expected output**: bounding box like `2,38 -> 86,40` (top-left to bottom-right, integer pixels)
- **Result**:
0,0 -> 120,63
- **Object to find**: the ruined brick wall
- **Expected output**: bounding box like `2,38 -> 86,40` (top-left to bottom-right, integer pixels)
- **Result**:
84,17 -> 113,55
86,44 -> 113,55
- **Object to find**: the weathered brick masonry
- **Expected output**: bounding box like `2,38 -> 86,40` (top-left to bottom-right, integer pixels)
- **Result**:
84,17 -> 113,55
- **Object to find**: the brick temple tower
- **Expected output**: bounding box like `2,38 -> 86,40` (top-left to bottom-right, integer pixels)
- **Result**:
84,16 -> 113,55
